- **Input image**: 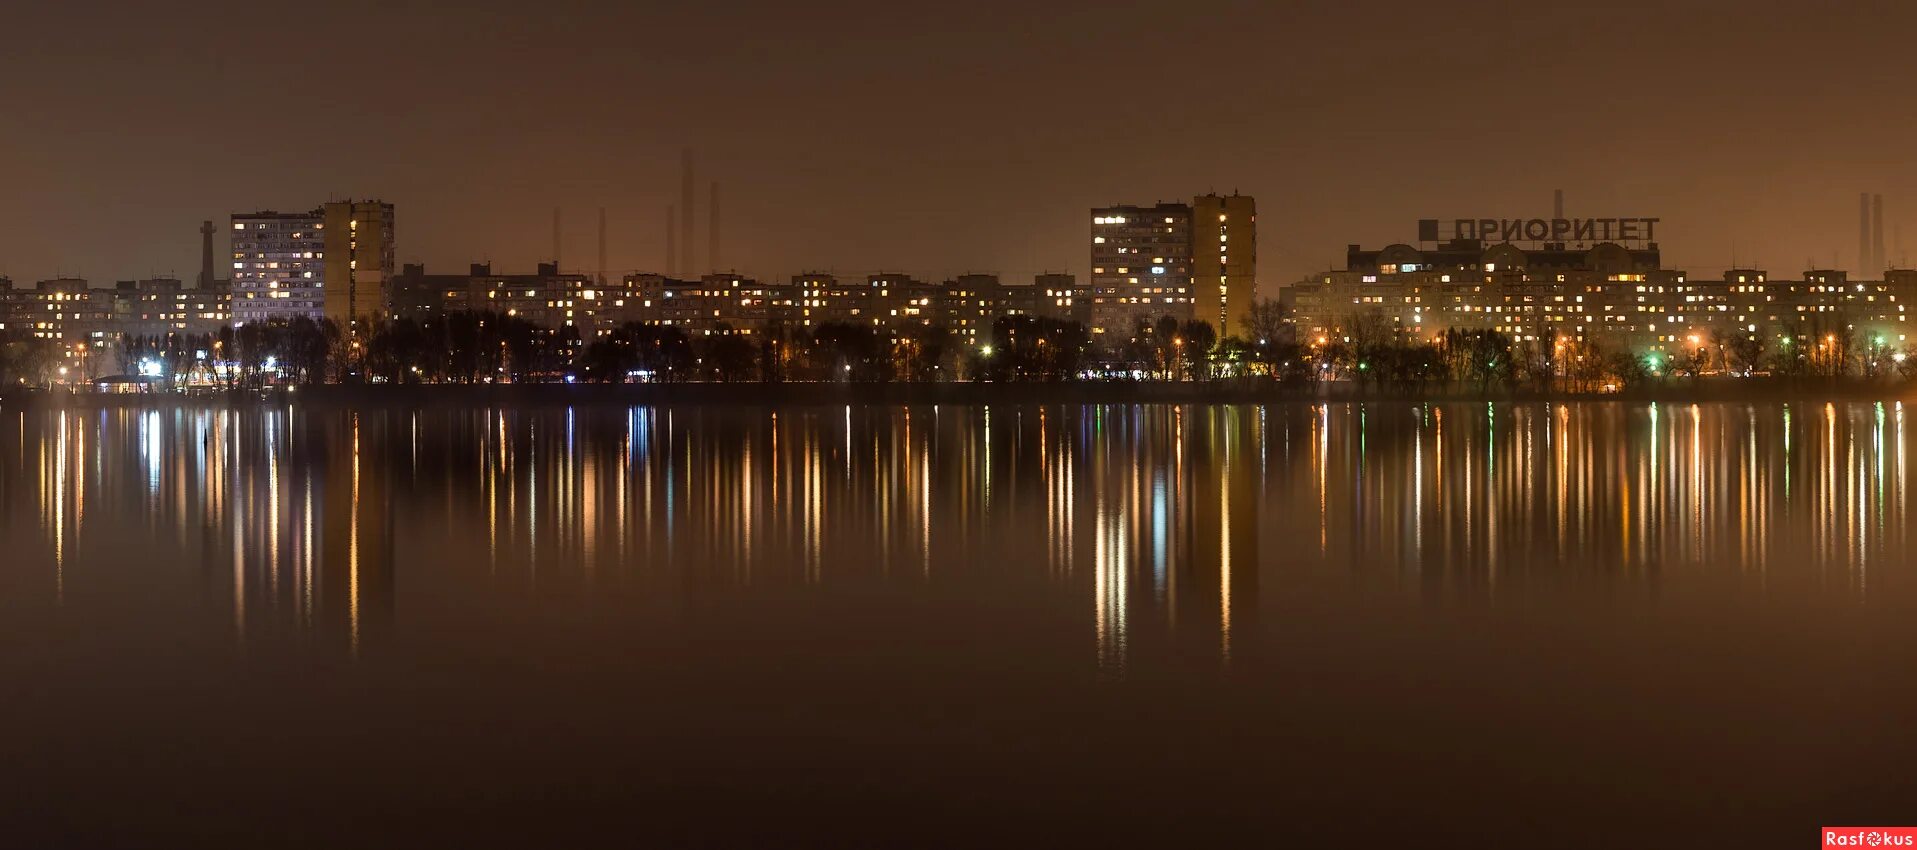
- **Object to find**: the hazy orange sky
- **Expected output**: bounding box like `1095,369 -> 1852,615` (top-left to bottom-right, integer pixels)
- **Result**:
4,0 -> 1915,293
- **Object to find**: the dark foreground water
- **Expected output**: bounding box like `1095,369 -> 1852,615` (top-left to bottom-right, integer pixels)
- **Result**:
1,402 -> 1913,846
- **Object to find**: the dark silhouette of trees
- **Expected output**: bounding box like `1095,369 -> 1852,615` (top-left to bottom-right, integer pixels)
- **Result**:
808,322 -> 889,381
699,326 -> 758,382
978,315 -> 1090,381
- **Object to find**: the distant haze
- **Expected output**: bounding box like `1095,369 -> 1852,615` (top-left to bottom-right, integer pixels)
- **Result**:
4,0 -> 1914,292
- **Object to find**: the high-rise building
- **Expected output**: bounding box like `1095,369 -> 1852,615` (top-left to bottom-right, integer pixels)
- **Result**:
322,200 -> 396,334
1192,193 -> 1257,338
230,210 -> 325,325
1089,202 -> 1194,341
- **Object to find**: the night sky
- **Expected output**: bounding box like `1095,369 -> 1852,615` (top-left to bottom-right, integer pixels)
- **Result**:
5,0 -> 1915,292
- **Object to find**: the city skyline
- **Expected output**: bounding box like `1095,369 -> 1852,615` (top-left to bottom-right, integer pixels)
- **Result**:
8,191 -> 1916,295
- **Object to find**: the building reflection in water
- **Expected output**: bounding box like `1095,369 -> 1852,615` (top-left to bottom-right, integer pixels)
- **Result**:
0,401 -> 1908,672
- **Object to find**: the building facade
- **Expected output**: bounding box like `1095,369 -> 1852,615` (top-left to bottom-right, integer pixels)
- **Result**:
1283,229 -> 1917,357
1089,203 -> 1194,342
111,277 -> 230,339
230,200 -> 394,328
231,210 -> 325,325
393,262 -> 600,332
1192,193 -> 1257,338
322,200 -> 396,334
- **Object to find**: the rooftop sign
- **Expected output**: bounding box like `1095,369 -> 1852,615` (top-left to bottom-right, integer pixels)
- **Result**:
1418,218 -> 1660,244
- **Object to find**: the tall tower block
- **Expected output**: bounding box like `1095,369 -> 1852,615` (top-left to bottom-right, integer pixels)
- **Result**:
1192,193 -> 1258,339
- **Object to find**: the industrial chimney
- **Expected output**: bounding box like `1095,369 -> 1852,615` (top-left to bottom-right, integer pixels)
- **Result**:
552,208 -> 563,270
709,182 -> 720,272
681,149 -> 696,277
666,205 -> 677,277
598,206 -> 607,288
198,220 -> 216,290
1873,194 -> 1885,276
1861,193 -> 1872,273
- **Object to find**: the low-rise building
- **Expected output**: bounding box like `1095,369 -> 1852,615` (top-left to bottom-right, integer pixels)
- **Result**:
1283,230 -> 1917,357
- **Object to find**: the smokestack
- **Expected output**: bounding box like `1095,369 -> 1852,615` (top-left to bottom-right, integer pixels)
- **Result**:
199,220 -> 215,290
598,207 -> 607,287
681,149 -> 695,276
1873,194 -> 1885,275
709,182 -> 720,272
1553,189 -> 1563,219
1861,193 -> 1871,273
666,205 -> 677,277
553,207 -> 563,270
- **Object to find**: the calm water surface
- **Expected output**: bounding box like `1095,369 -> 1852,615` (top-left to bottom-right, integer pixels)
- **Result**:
2,402 -> 1913,846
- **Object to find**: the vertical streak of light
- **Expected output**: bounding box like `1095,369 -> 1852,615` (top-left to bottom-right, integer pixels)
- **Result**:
304,480 -> 315,626
54,412 -> 67,601
1828,403 -> 1837,576
1317,404 -> 1327,554
1413,408 -> 1424,569
1486,403 -> 1496,586
1691,404 -> 1702,564
742,440 -> 754,581
1094,479 -> 1127,679
921,442 -> 931,577
529,419 -> 539,577
1556,405 -> 1568,562
231,421 -> 244,642
983,406 -> 992,514
269,416 -> 281,597
349,414 -> 362,657
1219,422 -> 1232,669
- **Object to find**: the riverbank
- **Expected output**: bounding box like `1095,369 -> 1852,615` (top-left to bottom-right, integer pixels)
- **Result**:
5,377 -> 1917,409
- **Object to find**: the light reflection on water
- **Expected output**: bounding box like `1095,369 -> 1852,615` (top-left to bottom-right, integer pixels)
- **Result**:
5,402 -> 1912,665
